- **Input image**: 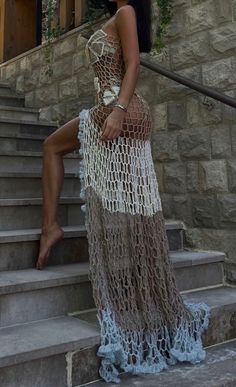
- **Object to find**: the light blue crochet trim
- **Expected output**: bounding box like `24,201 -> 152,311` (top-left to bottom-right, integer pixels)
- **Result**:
96,302 -> 211,383
77,108 -> 90,212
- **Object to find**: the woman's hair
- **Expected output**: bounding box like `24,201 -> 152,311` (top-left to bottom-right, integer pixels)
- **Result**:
104,1 -> 152,53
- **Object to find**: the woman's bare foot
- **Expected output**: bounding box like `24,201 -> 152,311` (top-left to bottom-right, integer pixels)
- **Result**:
36,223 -> 64,270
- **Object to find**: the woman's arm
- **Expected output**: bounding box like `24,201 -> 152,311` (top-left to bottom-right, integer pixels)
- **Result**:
114,5 -> 140,107
100,5 -> 140,141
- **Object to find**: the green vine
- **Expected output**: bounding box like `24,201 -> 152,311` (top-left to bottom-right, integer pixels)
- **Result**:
42,0 -> 61,42
42,0 -> 62,76
85,0 -> 174,52
155,0 -> 174,51
42,0 -> 173,54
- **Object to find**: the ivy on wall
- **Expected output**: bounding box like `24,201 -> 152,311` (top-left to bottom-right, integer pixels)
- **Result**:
42,0 -> 174,52
42,0 -> 61,42
85,0 -> 174,52
155,0 -> 173,51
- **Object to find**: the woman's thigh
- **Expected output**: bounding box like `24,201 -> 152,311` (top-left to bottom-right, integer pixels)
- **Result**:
44,116 -> 80,156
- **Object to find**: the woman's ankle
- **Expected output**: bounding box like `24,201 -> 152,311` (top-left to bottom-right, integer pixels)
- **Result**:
41,221 -> 60,235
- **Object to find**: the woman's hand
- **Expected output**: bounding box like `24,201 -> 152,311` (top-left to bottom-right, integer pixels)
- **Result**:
100,108 -> 126,141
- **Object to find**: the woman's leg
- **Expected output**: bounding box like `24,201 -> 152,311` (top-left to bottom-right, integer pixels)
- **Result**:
36,116 -> 80,269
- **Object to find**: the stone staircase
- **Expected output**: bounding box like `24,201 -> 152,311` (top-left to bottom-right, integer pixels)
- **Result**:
0,80 -> 236,387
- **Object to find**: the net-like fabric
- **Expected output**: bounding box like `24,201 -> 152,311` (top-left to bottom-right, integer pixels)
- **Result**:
77,28 -> 211,383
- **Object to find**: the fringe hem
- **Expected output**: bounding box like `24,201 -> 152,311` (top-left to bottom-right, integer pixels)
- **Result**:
97,302 -> 211,383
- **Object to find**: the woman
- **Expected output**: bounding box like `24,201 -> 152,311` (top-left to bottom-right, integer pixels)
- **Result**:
36,0 -> 211,383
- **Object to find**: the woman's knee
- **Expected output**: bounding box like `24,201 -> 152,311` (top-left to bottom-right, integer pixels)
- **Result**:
43,117 -> 80,155
43,134 -> 55,153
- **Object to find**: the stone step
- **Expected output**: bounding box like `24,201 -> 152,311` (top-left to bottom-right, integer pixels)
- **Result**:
0,133 -> 47,152
170,248 -> 225,291
182,285 -> 236,347
78,284 -> 236,346
89,339 -> 236,387
0,221 -> 188,271
0,197 -> 85,230
0,94 -> 25,107
0,225 -> 88,271
0,315 -> 100,387
166,219 -> 184,252
74,285 -> 236,385
0,172 -> 81,199
0,82 -> 23,98
1,286 -> 236,387
0,263 -> 95,327
0,82 -> 12,88
0,250 -> 226,326
0,150 -> 81,173
0,105 -> 40,122
0,118 -> 57,138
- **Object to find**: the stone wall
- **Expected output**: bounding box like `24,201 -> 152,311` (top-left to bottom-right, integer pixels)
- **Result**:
0,1 -> 236,281
138,0 -> 236,281
0,19 -> 104,125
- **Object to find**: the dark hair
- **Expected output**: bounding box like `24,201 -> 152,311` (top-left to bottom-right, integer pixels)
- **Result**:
104,1 -> 152,53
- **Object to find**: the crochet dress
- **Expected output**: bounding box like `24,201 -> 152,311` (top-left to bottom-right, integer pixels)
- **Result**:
77,27 -> 211,384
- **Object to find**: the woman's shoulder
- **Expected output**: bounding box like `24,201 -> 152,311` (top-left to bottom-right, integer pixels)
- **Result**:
115,4 -> 136,19
116,4 -> 135,14
115,5 -> 137,30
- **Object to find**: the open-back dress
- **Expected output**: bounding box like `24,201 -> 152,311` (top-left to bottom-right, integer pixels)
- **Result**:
77,26 -> 211,384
